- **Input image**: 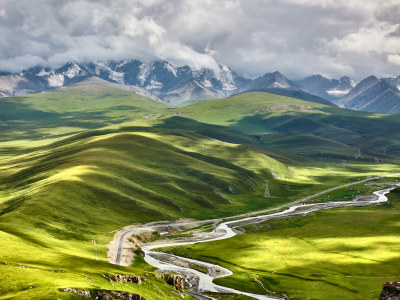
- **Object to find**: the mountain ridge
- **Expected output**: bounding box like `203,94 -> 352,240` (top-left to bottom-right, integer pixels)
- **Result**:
1,59 -> 399,113
333,76 -> 400,113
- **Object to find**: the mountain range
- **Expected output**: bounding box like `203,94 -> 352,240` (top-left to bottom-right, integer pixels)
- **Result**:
1,60 -> 399,113
332,75 -> 400,113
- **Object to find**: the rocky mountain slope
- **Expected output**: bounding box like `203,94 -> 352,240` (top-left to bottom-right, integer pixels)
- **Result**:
295,75 -> 357,100
0,60 -> 249,104
333,76 -> 400,113
1,60 -> 399,112
240,71 -> 334,105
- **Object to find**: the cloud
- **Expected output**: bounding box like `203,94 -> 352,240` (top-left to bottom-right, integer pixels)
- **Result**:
388,54 -> 400,66
326,24 -> 400,54
0,0 -> 399,79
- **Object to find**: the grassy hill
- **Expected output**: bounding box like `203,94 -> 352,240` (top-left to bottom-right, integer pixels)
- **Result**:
1,86 -> 400,299
175,92 -> 400,158
0,78 -> 169,158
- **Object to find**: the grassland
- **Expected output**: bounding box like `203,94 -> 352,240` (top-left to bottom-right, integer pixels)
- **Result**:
0,79 -> 169,158
1,82 -> 400,299
166,186 -> 400,299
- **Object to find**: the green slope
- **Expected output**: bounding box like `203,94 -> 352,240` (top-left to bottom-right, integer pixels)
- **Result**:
0,79 -> 169,157
1,87 -> 400,299
176,92 -> 400,160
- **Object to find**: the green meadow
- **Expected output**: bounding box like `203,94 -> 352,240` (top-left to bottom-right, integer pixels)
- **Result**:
1,81 -> 400,299
166,187 -> 400,300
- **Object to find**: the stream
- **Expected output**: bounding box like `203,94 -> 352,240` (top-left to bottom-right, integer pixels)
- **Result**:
139,187 -> 396,299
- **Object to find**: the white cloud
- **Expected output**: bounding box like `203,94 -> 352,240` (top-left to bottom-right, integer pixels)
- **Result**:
0,55 -> 46,72
0,0 -> 399,79
327,24 -> 400,54
0,8 -> 6,18
388,55 -> 400,66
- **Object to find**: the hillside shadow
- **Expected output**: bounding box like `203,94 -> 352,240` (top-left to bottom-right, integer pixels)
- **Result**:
154,116 -> 262,146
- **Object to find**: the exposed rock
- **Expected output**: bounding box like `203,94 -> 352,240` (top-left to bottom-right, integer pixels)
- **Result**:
50,270 -> 65,273
380,282 -> 400,300
106,274 -> 146,284
96,291 -> 115,300
111,291 -> 147,300
96,290 -> 146,300
61,288 -> 91,298
146,273 -> 184,294
254,104 -> 321,113
165,275 -> 184,292
1,262 -> 9,265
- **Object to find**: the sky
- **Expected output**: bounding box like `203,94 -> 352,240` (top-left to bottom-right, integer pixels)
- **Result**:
0,0 -> 399,80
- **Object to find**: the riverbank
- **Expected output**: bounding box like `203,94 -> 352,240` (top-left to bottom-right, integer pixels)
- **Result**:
166,186 -> 400,299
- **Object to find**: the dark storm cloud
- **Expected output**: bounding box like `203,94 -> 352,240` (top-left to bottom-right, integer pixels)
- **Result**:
0,0 -> 399,79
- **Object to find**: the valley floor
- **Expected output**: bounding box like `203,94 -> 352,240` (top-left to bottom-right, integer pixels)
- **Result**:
164,182 -> 400,299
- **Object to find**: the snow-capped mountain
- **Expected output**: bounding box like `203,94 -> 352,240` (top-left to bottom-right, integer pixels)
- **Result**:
0,60 -> 249,104
241,71 -> 293,91
295,75 -> 356,100
1,60 -> 399,113
382,76 -> 400,91
333,76 -> 400,113
240,71 -> 333,105
0,73 -> 47,97
394,76 -> 400,90
163,79 -> 222,105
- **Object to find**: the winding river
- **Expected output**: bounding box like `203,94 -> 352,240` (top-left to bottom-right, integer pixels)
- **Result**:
141,188 -> 396,299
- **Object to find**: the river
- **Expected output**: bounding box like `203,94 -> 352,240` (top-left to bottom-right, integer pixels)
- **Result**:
139,187 -> 396,299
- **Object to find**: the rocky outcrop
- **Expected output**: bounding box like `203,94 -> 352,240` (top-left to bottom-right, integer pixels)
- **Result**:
146,273 -> 184,292
61,288 -> 91,298
61,289 -> 146,300
96,290 -> 146,300
106,274 -> 146,284
165,275 -> 184,293
380,282 -> 400,300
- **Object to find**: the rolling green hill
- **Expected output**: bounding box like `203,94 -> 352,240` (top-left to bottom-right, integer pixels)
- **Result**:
1,86 -> 400,299
0,79 -> 169,158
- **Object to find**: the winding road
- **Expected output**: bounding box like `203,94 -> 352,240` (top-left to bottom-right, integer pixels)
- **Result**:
113,175 -> 399,299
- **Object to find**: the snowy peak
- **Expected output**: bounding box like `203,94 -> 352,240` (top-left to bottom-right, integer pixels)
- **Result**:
26,62 -> 92,87
296,74 -> 356,99
339,76 -> 357,88
163,78 -> 222,105
344,75 -> 379,99
335,75 -> 400,113
193,64 -> 249,93
0,60 -> 249,104
396,76 -> 400,91
115,60 -> 142,86
270,71 -> 292,88
382,75 -> 400,91
161,61 -> 178,77
326,76 -> 356,97
1,59 -> 399,112
242,71 -> 293,92
0,73 -> 47,97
